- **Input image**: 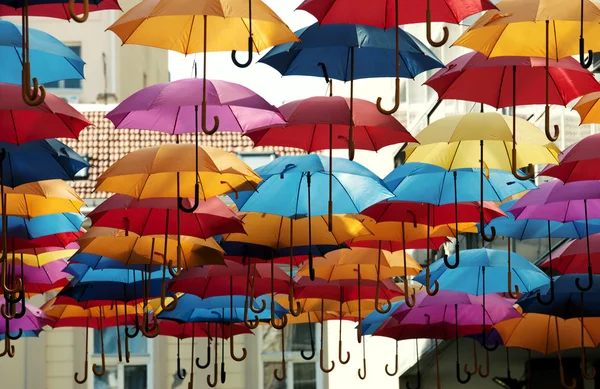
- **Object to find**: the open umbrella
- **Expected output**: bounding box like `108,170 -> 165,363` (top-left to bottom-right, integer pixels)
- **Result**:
0,0 -> 120,19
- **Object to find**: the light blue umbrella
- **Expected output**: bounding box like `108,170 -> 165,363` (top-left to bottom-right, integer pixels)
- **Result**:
0,20 -> 85,85
2,212 -> 84,239
230,154 -> 393,279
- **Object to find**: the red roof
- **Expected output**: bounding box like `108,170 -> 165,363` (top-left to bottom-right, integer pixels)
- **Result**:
62,111 -> 303,199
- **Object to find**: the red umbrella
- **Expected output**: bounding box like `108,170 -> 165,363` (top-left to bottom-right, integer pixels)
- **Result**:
424,53 -> 600,181
349,237 -> 449,251
540,233 -> 600,275
88,194 -> 245,239
0,0 -> 121,20
0,83 -> 91,144
362,200 -> 505,226
0,231 -> 82,251
296,0 -> 496,114
425,52 -> 600,110
245,96 -> 416,152
540,133 -> 600,183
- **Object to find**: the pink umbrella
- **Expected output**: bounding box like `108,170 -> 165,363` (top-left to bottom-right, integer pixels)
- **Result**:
105,78 -> 285,135
425,52 -> 600,109
0,83 -> 92,144
244,96 -> 416,152
87,194 -> 245,238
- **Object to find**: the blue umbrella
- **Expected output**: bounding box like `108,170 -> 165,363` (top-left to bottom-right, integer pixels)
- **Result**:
384,163 -> 534,204
230,154 -> 392,279
413,248 -> 548,349
68,253 -> 161,272
2,212 -> 84,239
517,274 -> 600,318
481,200 -> 600,240
259,23 -> 442,81
0,20 -> 85,85
361,300 -> 403,336
0,139 -> 89,187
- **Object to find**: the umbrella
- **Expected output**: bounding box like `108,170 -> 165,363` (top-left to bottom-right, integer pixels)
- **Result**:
87,195 -> 245,239
1,213 -> 83,239
573,92 -> 600,124
453,0 -> 600,144
258,22 -> 440,156
0,83 -> 91,143
539,234 -> 600,276
541,132 -> 600,182
494,313 -> 600,387
0,180 -> 85,218
0,0 -> 120,19
296,0 -> 495,114
0,297 -> 46,357
230,154 -> 391,278
0,21 -> 85,86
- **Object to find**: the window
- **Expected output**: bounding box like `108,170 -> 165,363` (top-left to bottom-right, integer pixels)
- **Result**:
74,155 -> 90,180
238,152 -> 276,170
90,326 -> 153,389
260,323 -> 322,389
45,44 -> 82,90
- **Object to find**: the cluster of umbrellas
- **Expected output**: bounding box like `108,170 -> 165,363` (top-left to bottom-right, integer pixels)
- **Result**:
5,0 -> 600,388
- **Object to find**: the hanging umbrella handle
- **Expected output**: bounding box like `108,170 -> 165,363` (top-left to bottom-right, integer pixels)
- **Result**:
581,348 -> 596,380
68,0 -> 89,22
507,249 -> 521,299
288,287 -> 302,317
201,101 -> 219,135
482,339 -> 499,352
176,338 -> 187,380
463,339 -> 479,375
376,77 -> 400,115
229,331 -> 247,362
168,252 -> 184,278
558,353 -> 577,389
231,37 -> 254,68
575,267 -> 594,292
536,284 -> 555,305
403,277 -> 416,308
456,361 -> 472,384
320,349 -> 335,373
426,5 -> 449,47
385,341 -> 399,376
21,63 -> 46,106
425,267 -> 440,296
301,316 -> 316,360
196,339 -> 212,369
443,247 -> 460,269
161,282 -> 179,312
7,327 -> 22,341
358,357 -> 367,380
92,317 -> 106,377
511,147 -> 535,181
207,335 -> 218,388
270,314 -> 288,329
141,311 -> 161,338
374,248 -> 392,314
125,315 -> 140,338
478,349 -> 490,378
178,183 -> 200,213
337,339 -> 350,364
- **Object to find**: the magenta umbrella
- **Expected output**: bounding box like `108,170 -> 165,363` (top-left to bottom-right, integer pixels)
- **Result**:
425,52 -> 600,109
0,297 -> 47,357
371,291 -> 519,384
509,179 -> 600,293
244,96 -> 416,152
2,259 -> 70,285
105,78 -> 285,135
87,194 -> 245,239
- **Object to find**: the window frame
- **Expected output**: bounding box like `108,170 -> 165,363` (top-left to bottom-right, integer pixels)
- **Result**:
258,323 -> 324,389
87,327 -> 154,389
44,44 -> 83,91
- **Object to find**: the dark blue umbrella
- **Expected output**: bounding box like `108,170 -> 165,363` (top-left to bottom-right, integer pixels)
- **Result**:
0,21 -> 85,86
68,253 -> 162,272
0,139 -> 89,187
2,212 -> 84,239
259,23 -> 443,81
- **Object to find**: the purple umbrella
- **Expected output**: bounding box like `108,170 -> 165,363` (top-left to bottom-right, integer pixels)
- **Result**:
0,297 -> 47,357
509,180 -> 599,293
372,291 -> 520,384
105,78 -> 285,135
4,259 -> 69,285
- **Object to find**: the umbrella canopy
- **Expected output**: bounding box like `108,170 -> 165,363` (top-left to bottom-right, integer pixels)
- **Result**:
0,20 -> 85,85
413,248 -> 549,295
384,162 -> 535,204
541,132 -> 600,182
106,0 -> 298,55
1,179 -> 85,218
293,277 -> 404,302
0,297 -> 47,332
87,195 -> 244,238
231,154 -> 394,217
403,112 -> 560,170
259,23 -> 442,81
0,0 -> 120,19
573,92 -> 600,124
296,0 -> 496,27
42,297 -> 142,329
158,320 -> 252,339
540,234 -> 600,275
105,78 -> 285,134
321,247 -> 422,276
2,213 -> 84,239
494,313 -> 600,354
0,232 -> 81,250
0,83 -> 91,144
1,259 -> 69,286
95,144 -> 262,200
244,96 -> 416,152
424,52 -> 600,108
219,241 -> 345,265
518,274 -> 600,318
453,0 -> 600,59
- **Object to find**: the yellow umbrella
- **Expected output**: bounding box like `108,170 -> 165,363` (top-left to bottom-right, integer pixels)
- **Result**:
573,91 -> 600,124
95,144 -> 261,200
3,179 -> 85,218
495,313 -> 600,387
453,0 -> 600,143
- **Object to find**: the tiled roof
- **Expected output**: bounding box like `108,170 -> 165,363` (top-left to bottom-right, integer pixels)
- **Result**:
61,111 -> 304,199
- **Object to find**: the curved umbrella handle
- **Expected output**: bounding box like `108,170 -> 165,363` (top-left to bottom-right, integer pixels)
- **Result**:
545,121 -> 560,143
92,318 -> 106,377
456,361 -> 472,384
320,349 -> 335,373
270,314 -> 287,330
196,340 -> 212,369
581,348 -> 596,380
580,41 -> 594,68
482,339 -> 499,352
559,354 -> 577,389
337,340 -> 350,364
463,339 -> 479,375
385,341 -> 399,376
68,0 -> 89,22
288,285 -> 302,317
507,248 -> 521,299
160,282 -> 179,312
403,277 -> 416,308
126,314 -> 140,338
206,336 -> 218,388
202,101 -> 219,135
479,206 -> 496,242
231,37 -> 254,68
374,249 -> 392,314
575,266 -> 594,292
478,349 -> 490,378
168,248 -> 184,278
74,324 -> 91,384
7,327 -> 23,341
274,329 -> 286,381
229,332 -> 247,362
426,6 -> 449,47
141,312 -> 161,338
536,284 -> 555,305
425,267 -> 440,296
358,357 -> 367,380
301,315 -> 316,361
249,298 -> 266,314
511,147 -> 535,181
178,183 -> 200,213
21,64 -> 46,106
176,338 -> 187,380
376,78 -> 400,115
443,246 -> 460,269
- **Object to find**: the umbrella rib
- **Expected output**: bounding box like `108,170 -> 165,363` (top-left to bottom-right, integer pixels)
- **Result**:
170,106 -> 181,135
9,110 -> 19,147
495,66 -> 507,109
293,173 -> 305,220
184,16 -> 196,56
309,123 -> 318,153
546,67 -> 567,106
331,173 -> 360,214
363,126 -> 378,151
